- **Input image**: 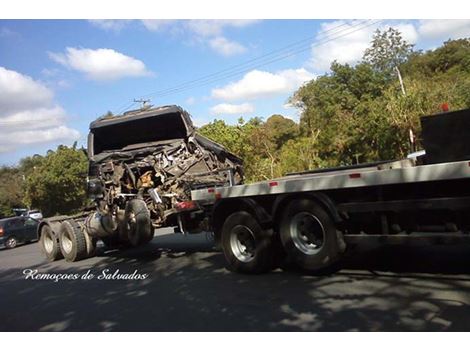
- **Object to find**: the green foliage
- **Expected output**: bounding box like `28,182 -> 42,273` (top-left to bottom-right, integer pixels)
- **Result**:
0,167 -> 25,217
291,35 -> 470,166
0,154 -> 46,217
263,114 -> 299,149
363,27 -> 414,74
23,145 -> 89,217
198,117 -> 270,181
403,39 -> 470,77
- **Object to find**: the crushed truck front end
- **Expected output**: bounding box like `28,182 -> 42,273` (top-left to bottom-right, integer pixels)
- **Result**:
38,105 -> 243,262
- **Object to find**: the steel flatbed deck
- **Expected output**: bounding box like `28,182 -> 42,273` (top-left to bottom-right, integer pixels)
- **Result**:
191,158 -> 470,201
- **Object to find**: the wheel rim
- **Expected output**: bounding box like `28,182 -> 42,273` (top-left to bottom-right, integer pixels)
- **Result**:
290,212 -> 325,255
44,232 -> 54,253
62,231 -> 73,254
7,237 -> 16,248
229,225 -> 256,263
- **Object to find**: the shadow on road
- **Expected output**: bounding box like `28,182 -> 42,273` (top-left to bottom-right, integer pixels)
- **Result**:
1,233 -> 470,332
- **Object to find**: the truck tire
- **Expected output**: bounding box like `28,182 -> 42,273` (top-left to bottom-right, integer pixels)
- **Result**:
279,199 -> 345,272
125,199 -> 153,247
59,220 -> 87,262
39,225 -> 63,261
221,211 -> 275,274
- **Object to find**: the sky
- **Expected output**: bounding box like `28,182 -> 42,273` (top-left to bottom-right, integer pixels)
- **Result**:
1,19 -> 470,165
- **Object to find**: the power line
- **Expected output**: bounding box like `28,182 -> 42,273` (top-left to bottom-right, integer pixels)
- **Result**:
111,21 -> 353,114
114,19 -> 382,113
139,20 -> 362,99
113,20 -> 363,114
151,20 -> 382,99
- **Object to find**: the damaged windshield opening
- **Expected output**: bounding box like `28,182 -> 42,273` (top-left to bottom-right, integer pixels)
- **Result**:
90,112 -> 189,155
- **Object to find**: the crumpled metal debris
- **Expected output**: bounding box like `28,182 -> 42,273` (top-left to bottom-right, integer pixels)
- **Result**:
97,137 -> 242,227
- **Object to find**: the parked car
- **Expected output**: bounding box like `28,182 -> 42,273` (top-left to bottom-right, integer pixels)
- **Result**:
12,208 -> 43,220
0,216 -> 40,249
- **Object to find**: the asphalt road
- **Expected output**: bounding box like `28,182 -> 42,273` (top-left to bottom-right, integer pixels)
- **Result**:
2,230 -> 470,331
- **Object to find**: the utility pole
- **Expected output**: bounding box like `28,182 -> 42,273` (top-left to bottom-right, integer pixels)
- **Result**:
395,66 -> 406,96
395,65 -> 415,152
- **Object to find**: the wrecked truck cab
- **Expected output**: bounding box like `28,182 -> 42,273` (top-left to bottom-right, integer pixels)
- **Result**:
38,104 -> 244,262
84,105 -> 243,247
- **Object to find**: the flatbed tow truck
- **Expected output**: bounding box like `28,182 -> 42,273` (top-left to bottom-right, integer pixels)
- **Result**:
190,107 -> 470,273
39,106 -> 470,274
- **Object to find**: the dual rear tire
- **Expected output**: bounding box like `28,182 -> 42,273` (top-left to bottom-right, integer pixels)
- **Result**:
39,224 -> 63,261
220,199 -> 345,274
59,220 -> 89,262
40,220 -> 96,262
279,199 -> 345,273
221,211 -> 278,274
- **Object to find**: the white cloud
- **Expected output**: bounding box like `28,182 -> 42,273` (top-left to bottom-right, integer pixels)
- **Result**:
210,103 -> 255,115
310,20 -> 418,72
89,20 -> 259,57
0,67 -> 80,153
0,126 -> 80,150
49,47 -> 152,81
187,20 -> 258,56
141,19 -> 178,32
418,20 -> 470,40
185,20 -> 260,38
209,36 -> 246,56
88,20 -> 132,32
0,106 -> 67,132
212,68 -> 315,101
140,19 -> 261,36
139,19 -> 257,56
0,66 -> 54,115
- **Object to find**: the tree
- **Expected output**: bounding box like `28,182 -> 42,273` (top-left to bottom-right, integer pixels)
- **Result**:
23,145 -> 88,216
198,117 -> 267,182
363,27 -> 414,95
363,27 -> 414,74
290,61 -> 392,165
264,114 -> 299,149
0,166 -> 25,217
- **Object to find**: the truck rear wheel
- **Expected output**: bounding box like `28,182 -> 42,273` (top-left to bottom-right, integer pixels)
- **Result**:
279,199 -> 345,272
125,199 -> 153,247
59,220 -> 87,262
221,211 -> 275,274
39,225 -> 63,261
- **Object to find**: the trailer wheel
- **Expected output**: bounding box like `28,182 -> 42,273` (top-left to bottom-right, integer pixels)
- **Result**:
125,199 -> 153,247
221,211 -> 275,274
39,225 -> 62,261
59,220 -> 87,262
280,199 -> 344,272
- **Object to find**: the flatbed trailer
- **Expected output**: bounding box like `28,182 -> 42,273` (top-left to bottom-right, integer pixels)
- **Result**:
189,108 -> 470,274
